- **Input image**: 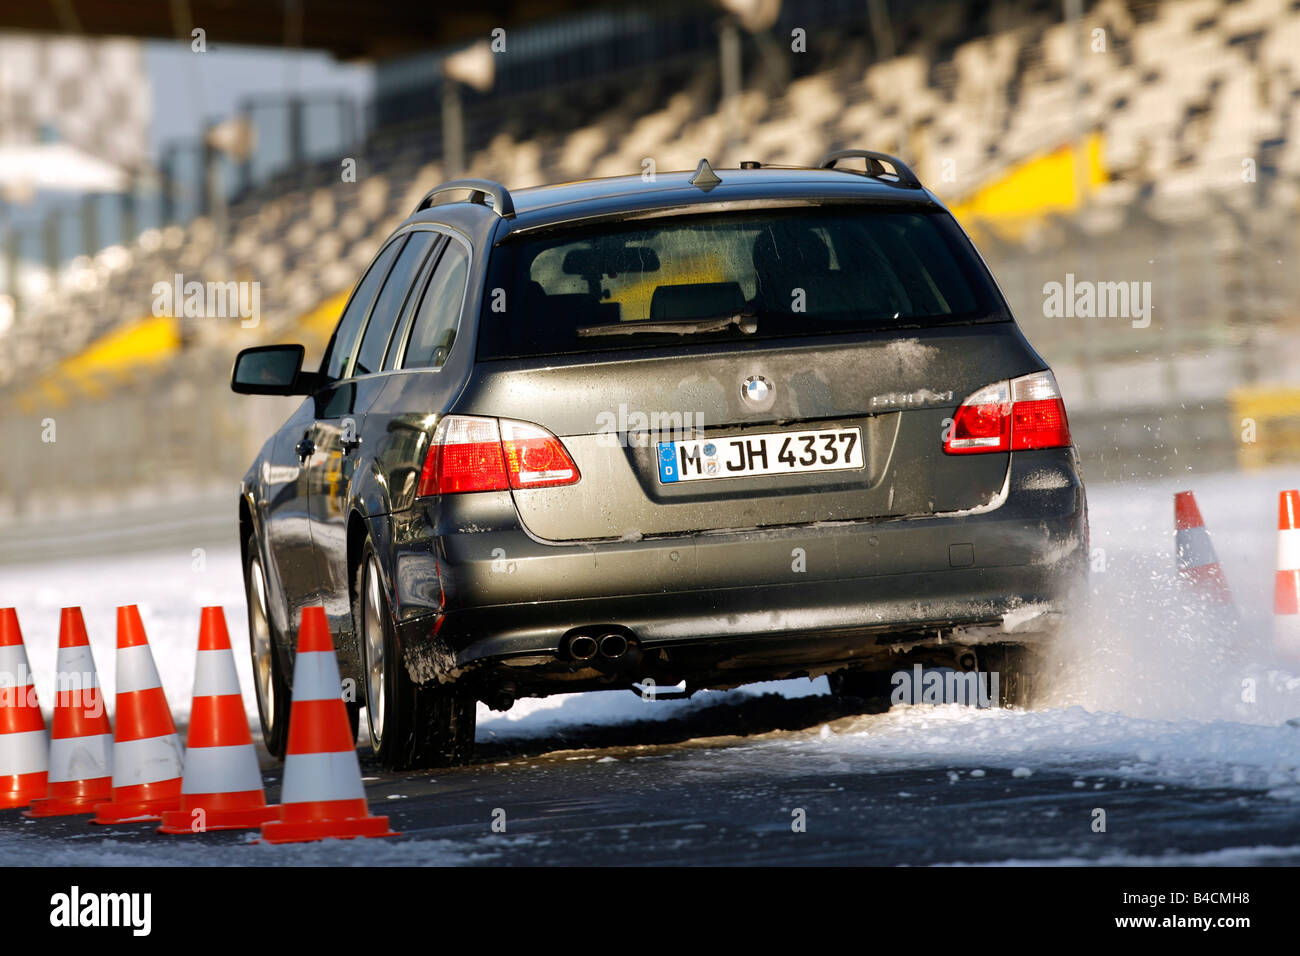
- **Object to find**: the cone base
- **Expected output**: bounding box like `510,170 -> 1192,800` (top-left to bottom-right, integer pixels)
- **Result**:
24,790 -> 109,818
1,791 -> 41,810
260,813 -> 396,845
1178,563 -> 1235,605
159,803 -> 281,834
0,772 -> 47,809
91,794 -> 183,824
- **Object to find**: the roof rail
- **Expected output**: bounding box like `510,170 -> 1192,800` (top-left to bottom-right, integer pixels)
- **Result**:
413,178 -> 515,218
817,149 -> 922,189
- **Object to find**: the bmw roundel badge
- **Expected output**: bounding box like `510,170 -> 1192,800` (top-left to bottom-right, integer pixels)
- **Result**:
742,375 -> 772,404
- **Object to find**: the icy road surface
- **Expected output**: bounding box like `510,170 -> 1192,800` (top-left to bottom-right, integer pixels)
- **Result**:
1,466 -> 1298,864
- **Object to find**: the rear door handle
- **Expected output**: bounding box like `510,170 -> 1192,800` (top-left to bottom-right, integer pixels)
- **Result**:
295,438 -> 315,461
340,435 -> 362,454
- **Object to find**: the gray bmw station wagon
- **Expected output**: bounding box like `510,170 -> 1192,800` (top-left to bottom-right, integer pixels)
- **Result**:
233,151 -> 1088,768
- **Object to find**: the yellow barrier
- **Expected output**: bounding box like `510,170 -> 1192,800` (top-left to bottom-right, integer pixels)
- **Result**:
295,290 -> 351,346
19,314 -> 180,410
1231,386 -> 1300,469
945,133 -> 1108,239
14,286 -> 353,412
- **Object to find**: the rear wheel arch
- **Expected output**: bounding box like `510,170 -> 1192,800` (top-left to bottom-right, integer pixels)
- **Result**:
346,510 -> 376,609
351,529 -> 475,768
346,509 -> 398,674
239,493 -> 288,654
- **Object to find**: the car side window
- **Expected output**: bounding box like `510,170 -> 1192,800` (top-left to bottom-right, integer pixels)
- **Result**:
383,235 -> 446,371
352,231 -> 439,377
402,241 -> 469,369
320,238 -> 403,383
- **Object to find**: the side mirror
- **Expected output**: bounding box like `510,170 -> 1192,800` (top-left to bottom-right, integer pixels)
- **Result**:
231,345 -> 317,395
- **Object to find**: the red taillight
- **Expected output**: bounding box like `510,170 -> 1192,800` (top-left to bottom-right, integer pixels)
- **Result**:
418,416 -> 508,495
946,381 -> 1012,454
944,371 -> 1071,455
500,420 -> 580,489
1010,397 -> 1069,450
417,416 -> 580,496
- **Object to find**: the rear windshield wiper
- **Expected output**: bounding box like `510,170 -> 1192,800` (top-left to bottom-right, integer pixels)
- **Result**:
576,310 -> 758,338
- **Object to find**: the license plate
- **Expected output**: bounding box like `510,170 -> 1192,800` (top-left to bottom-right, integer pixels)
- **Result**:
657,427 -> 863,483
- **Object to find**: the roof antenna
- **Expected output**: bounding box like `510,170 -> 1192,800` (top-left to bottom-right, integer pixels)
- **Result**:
689,158 -> 722,191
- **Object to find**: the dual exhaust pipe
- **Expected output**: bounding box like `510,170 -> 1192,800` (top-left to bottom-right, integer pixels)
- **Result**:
567,631 -> 629,662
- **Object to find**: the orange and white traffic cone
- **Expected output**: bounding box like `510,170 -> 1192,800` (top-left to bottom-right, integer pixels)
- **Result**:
260,607 -> 395,844
91,606 -> 184,823
159,607 -> 278,833
1275,490 -> 1300,660
1175,491 -> 1234,606
24,608 -> 113,817
0,608 -> 47,809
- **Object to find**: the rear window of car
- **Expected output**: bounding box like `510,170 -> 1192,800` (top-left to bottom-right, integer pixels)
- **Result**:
476,206 -> 1008,360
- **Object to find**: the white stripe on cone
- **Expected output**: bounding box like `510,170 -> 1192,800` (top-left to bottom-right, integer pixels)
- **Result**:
1278,528 -> 1300,573
115,644 -> 164,694
289,651 -> 346,702
1278,519 -> 1300,656
191,650 -> 242,697
1,729 -> 47,775
1176,527 -> 1219,569
0,645 -> 32,687
180,743 -> 264,795
48,734 -> 112,783
280,751 -> 367,804
112,734 -> 184,787
53,646 -> 99,692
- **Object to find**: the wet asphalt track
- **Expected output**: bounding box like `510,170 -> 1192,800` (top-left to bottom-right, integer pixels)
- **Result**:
5,692 -> 1299,866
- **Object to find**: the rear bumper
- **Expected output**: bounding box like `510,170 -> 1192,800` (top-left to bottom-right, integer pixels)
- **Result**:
383,447 -> 1087,692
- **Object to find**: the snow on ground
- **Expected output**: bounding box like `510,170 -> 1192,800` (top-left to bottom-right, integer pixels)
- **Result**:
1047,465 -> 1300,725
2,464 -> 1298,794
808,705 -> 1300,799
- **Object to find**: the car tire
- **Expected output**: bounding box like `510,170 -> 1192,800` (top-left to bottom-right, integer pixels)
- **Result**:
244,534 -> 292,759
981,644 -> 1037,709
355,540 -> 475,770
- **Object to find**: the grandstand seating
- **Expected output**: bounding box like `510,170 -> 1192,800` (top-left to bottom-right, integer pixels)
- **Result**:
6,0 -> 1300,400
